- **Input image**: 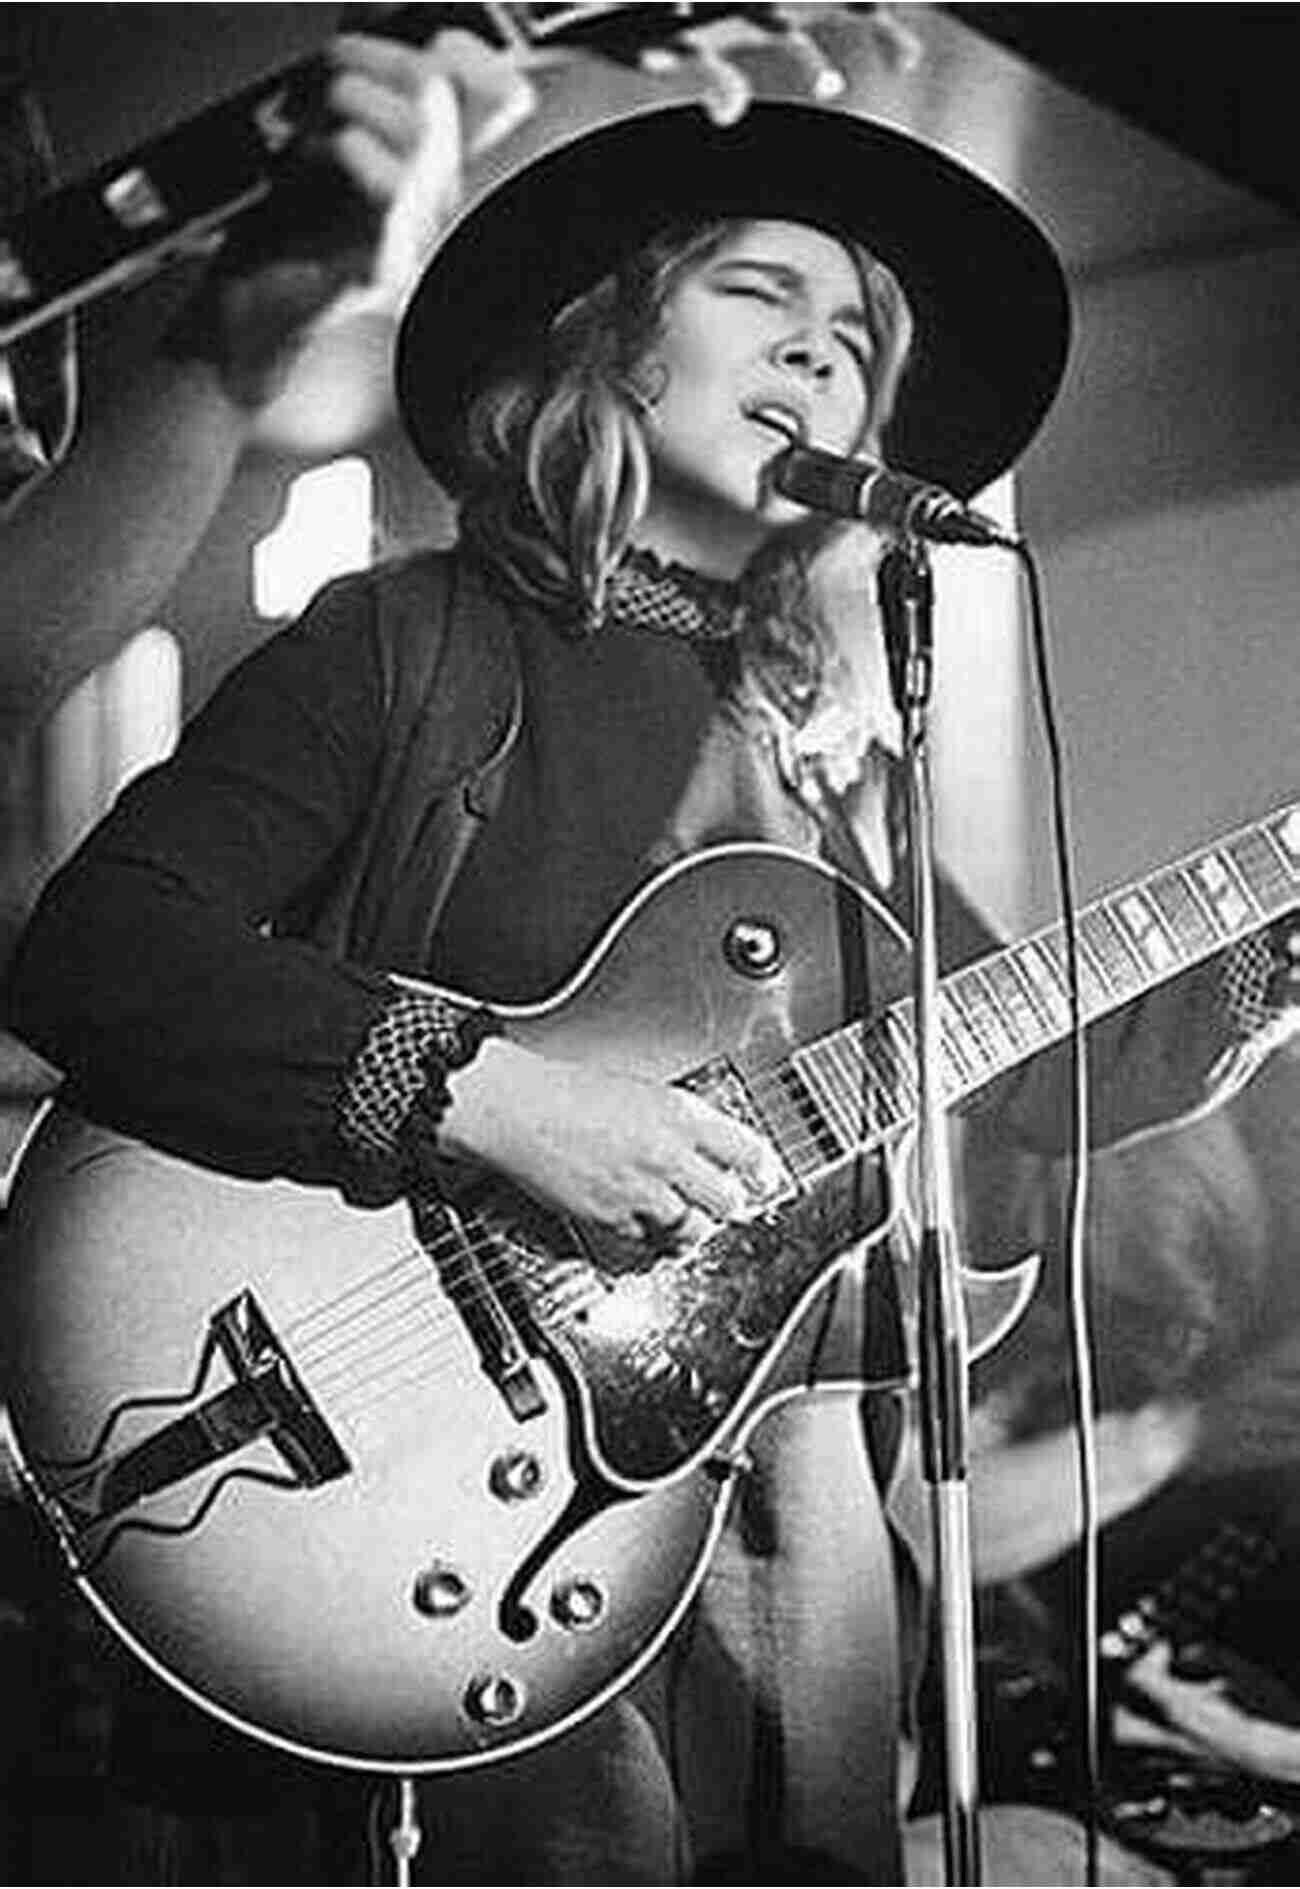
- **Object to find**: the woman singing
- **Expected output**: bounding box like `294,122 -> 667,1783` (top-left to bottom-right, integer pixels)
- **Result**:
9,100 -> 1292,1884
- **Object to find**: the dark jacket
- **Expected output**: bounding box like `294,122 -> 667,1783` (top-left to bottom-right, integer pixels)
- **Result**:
7,551 -> 521,1182
7,548 -> 1255,1194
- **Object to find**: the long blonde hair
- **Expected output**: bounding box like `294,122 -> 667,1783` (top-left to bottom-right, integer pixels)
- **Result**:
457,217 -> 914,704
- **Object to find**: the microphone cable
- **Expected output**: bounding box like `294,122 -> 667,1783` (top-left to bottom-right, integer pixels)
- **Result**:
1015,540 -> 1102,1888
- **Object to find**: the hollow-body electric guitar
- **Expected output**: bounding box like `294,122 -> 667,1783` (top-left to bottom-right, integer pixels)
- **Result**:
3,813 -> 1298,1772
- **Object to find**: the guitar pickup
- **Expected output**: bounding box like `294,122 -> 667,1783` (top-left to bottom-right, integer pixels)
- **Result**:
412,1197 -> 546,1423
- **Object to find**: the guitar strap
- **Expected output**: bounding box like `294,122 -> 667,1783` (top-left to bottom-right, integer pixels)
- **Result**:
287,552 -> 523,972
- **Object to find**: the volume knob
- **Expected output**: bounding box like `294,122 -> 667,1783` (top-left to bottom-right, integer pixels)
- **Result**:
463,1671 -> 526,1729
488,1449 -> 544,1503
550,1576 -> 607,1633
411,1562 -> 472,1619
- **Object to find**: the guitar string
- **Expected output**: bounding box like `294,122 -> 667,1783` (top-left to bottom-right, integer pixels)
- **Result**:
278,1062 -> 839,1357
287,1159 -> 801,1388
295,1237 -> 607,1374
281,876 -> 1247,1420
267,841 -> 1287,1420
265,1052 -> 909,1423
287,1254 -> 433,1355
278,1066 -> 896,1413
316,1178 -> 903,1435
305,1259 -> 571,1426
294,1226 -> 652,1408
296,1196 -> 818,1426
290,1197 -> 738,1417
283,846 -> 1294,1338
310,1307 -> 449,1406
89,855 -> 1298,1450
234,853 -> 1300,1423
299,1299 -> 446,1393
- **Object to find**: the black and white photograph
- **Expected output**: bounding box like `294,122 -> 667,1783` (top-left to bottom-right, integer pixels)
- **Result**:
0,5 -> 1298,1883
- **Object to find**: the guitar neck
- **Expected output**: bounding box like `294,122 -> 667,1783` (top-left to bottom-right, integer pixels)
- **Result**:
0,52 -> 349,348
775,802 -> 1300,1179
0,2 -> 852,349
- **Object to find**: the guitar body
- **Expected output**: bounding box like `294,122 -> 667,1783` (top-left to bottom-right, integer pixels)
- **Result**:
5,1109 -> 750,1773
2,846 -> 1036,1771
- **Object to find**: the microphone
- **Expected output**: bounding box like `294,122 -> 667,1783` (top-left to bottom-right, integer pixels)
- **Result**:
771,441 -> 1019,549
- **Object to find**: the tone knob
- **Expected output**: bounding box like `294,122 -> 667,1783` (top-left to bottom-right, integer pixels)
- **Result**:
463,1671 -> 526,1729
723,916 -> 783,979
411,1562 -> 472,1619
488,1448 -> 544,1503
550,1577 -> 607,1633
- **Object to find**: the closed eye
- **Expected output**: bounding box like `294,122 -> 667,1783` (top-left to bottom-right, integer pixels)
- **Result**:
711,259 -> 872,374
717,280 -> 784,306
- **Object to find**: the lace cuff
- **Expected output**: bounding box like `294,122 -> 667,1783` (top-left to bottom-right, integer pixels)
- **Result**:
337,988 -> 502,1202
1205,921 -> 1300,1102
1219,928 -> 1290,1039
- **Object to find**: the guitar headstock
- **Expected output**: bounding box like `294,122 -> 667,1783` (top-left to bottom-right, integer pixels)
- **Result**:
0,0 -> 920,465
365,3 -> 899,127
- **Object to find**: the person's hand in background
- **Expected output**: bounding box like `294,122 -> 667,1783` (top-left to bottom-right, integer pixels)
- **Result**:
176,24 -> 535,414
1116,1636 -> 1300,1784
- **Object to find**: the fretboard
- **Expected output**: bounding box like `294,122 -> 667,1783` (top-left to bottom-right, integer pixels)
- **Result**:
761,801 -> 1300,1182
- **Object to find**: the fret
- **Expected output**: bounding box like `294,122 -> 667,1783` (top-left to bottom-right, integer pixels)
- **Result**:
749,806 -> 1296,1182
775,807 -> 1298,1163
981,951 -> 1053,1049
1037,928 -> 1109,1013
680,1054 -> 829,1188
1227,825 -> 1297,919
1014,938 -> 1074,1033
1112,887 -> 1180,977
833,1028 -> 905,1133
1190,847 -> 1259,935
799,1032 -> 893,1148
1271,806 -> 1300,875
844,1027 -> 904,1135
1078,904 -> 1146,999
756,1058 -> 846,1182
766,1083 -> 835,1184
938,1037 -> 970,1101
964,960 -> 1035,1065
1145,866 -> 1223,957
934,986 -> 994,1081
788,1041 -> 852,1146
804,1035 -> 895,1150
878,1010 -> 919,1111
814,1030 -> 862,1109
944,968 -> 1014,1072
935,995 -> 979,1093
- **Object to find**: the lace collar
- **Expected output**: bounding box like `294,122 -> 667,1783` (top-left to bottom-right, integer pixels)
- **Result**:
599,544 -> 746,644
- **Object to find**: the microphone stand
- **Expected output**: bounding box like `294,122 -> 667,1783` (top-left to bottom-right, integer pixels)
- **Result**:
878,538 -> 982,1885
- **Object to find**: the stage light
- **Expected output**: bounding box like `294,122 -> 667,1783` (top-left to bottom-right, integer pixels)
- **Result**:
252,457 -> 374,620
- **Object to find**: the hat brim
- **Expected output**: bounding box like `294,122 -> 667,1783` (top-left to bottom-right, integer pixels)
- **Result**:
396,99 -> 1070,501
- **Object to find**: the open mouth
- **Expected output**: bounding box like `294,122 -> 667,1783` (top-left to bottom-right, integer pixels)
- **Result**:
744,400 -> 808,446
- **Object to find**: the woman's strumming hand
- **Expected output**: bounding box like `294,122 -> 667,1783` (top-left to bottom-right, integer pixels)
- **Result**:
441,1038 -> 783,1244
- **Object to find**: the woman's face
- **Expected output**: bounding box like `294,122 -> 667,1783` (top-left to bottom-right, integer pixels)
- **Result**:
635,220 -> 874,577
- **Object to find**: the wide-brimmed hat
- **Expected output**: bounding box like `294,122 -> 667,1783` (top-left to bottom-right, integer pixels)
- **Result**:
396,99 -> 1070,500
